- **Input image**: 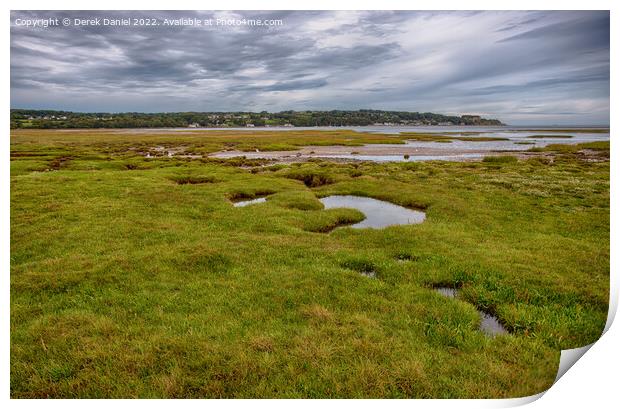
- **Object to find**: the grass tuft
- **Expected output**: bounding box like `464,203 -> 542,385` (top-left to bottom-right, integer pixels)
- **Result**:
171,175 -> 219,185
482,155 -> 518,164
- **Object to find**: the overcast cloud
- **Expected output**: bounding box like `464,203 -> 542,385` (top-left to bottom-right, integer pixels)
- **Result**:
10,10 -> 610,125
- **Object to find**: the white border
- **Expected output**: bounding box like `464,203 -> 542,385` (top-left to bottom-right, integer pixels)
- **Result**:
3,1 -> 617,407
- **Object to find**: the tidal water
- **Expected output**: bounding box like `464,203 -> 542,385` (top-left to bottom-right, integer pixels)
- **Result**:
319,195 -> 426,228
232,197 -> 267,207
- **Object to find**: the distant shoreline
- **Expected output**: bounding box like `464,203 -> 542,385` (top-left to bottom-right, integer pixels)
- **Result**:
10,125 -> 610,132
10,109 -> 504,129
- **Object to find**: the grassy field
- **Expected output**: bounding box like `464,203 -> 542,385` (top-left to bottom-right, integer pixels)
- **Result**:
9,129 -> 412,156
10,130 -> 609,398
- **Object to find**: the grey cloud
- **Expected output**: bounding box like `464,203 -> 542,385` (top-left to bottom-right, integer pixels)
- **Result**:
468,67 -> 610,96
10,10 -> 610,125
494,15 -> 545,32
231,78 -> 328,92
498,12 -> 609,46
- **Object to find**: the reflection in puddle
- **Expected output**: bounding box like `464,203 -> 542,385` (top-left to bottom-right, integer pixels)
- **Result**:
479,312 -> 508,337
211,152 -> 485,163
232,197 -> 267,207
435,287 -> 458,298
435,287 -> 508,337
319,195 -> 426,229
315,154 -> 484,162
359,271 -> 377,278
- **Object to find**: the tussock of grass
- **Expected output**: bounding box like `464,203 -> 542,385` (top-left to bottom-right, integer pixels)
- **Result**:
204,157 -> 274,167
283,169 -> 335,187
482,155 -> 518,164
529,141 -> 610,155
247,335 -> 275,352
340,258 -> 378,276
301,304 -> 334,322
301,208 -> 365,232
582,141 -> 611,150
48,156 -> 73,170
394,252 -> 419,262
525,157 -> 553,166
227,189 -> 275,201
268,191 -> 323,211
171,175 -> 219,185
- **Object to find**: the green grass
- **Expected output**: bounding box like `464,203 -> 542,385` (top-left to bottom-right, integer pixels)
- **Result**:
529,141 -> 610,154
10,130 -> 609,398
9,129 -> 409,157
482,156 -> 519,164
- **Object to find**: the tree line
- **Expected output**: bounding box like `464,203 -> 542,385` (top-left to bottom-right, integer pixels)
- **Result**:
10,109 -> 503,129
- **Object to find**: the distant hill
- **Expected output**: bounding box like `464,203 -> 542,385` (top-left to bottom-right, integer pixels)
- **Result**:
10,109 -> 504,129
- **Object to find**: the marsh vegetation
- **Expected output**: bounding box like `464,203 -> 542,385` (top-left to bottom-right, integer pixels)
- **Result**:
10,129 -> 609,398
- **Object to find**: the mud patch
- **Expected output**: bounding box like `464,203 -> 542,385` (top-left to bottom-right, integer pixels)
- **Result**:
341,259 -> 378,278
229,190 -> 275,207
48,156 -> 72,170
285,172 -> 334,187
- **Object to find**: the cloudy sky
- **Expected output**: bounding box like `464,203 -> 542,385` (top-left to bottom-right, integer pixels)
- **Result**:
10,10 -> 609,125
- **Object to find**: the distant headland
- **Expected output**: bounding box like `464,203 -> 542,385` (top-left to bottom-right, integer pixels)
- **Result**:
10,109 -> 504,129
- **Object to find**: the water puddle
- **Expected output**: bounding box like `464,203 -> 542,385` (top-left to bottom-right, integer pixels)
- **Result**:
435,287 -> 508,337
232,197 -> 267,207
435,287 -> 458,298
319,195 -> 426,229
211,151 -> 484,163
359,271 -> 377,278
315,154 -> 484,162
478,312 -> 508,337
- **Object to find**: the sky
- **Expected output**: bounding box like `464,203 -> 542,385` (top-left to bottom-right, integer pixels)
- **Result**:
10,10 -> 610,125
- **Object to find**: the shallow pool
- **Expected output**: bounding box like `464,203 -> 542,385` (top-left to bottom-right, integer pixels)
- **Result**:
232,197 -> 267,207
319,195 -> 426,229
